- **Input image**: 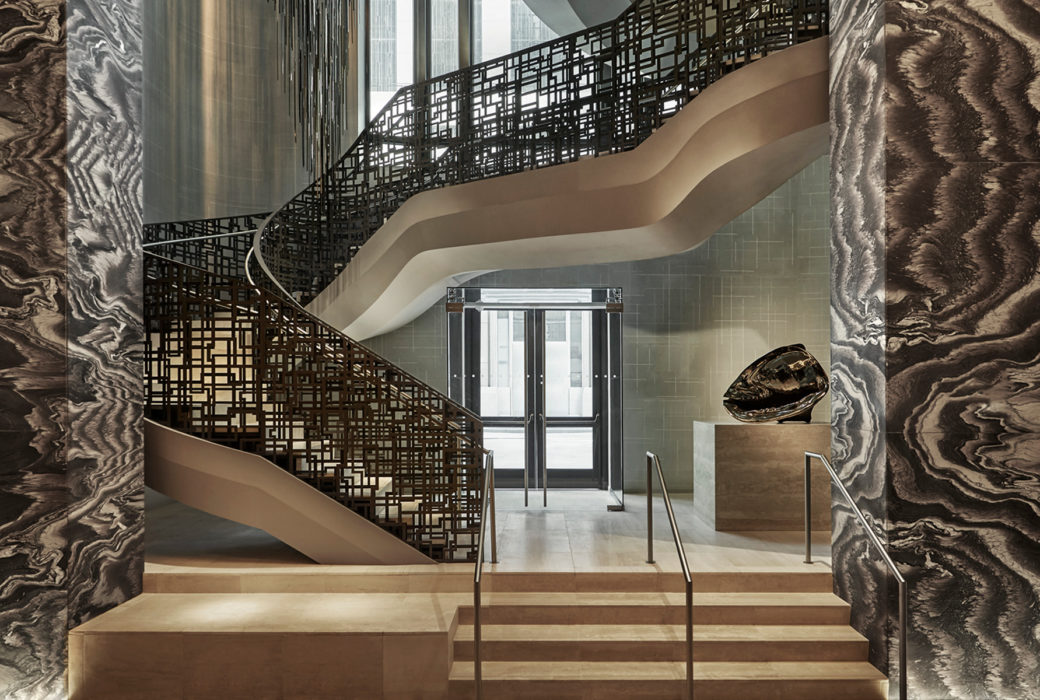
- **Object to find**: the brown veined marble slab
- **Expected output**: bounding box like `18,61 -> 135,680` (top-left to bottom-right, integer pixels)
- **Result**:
694,421 -> 831,531
0,0 -> 143,695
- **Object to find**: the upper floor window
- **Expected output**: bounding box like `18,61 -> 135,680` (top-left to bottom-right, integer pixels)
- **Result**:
429,0 -> 460,77
473,0 -> 557,63
369,0 -> 415,117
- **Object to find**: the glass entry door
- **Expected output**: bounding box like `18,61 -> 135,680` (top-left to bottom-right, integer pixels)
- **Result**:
448,287 -> 624,508
478,308 -> 602,491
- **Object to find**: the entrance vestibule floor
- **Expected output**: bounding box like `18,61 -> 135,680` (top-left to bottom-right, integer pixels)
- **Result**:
489,489 -> 831,573
145,487 -> 832,573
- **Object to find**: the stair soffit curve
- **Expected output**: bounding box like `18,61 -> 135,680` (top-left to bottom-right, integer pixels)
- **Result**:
307,38 -> 830,340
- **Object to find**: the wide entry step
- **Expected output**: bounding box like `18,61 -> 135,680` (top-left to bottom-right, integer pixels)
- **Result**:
449,660 -> 887,699
453,623 -> 868,662
458,591 -> 851,625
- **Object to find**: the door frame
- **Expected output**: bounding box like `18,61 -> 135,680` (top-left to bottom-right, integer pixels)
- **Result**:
446,287 -> 625,509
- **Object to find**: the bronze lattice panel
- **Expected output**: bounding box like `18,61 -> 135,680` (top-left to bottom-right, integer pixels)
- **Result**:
144,253 -> 484,561
143,213 -> 269,283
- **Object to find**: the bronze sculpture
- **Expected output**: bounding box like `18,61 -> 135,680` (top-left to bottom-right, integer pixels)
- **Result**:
723,344 -> 829,423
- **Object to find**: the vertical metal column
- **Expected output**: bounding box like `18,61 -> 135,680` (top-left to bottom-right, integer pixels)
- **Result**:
804,453 -> 812,564
646,453 -> 654,564
458,0 -> 471,69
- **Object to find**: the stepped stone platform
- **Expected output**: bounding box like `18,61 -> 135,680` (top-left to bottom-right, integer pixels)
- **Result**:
66,490 -> 887,699
70,567 -> 886,700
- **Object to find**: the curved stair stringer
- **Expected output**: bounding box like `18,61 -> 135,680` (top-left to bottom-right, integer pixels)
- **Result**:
307,37 -> 830,341
144,420 -> 436,565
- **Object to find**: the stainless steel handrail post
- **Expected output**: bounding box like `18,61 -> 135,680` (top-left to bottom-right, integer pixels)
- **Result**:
646,453 -> 654,564
804,453 -> 813,564
646,452 -> 693,700
473,450 -> 496,700
804,450 -> 907,700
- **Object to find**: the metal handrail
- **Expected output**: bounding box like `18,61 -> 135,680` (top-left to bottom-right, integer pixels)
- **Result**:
646,452 -> 693,700
803,451 -> 907,700
473,450 -> 497,700
142,229 -> 257,248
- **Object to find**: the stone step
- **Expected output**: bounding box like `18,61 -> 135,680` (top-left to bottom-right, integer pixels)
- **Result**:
458,592 -> 850,626
448,660 -> 887,700
453,624 -> 868,662
142,568 -> 835,596
478,570 -> 834,593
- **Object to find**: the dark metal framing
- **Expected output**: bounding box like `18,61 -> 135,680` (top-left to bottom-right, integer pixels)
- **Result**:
143,238 -> 485,562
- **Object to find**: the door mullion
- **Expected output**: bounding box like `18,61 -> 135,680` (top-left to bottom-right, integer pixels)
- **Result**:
524,309 -> 536,498
536,310 -> 547,504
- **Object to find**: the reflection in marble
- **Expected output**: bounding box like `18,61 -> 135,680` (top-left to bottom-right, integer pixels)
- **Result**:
828,0 -> 892,678
0,0 -> 143,696
0,4 -> 69,697
831,0 -> 1040,696
65,0 -> 145,631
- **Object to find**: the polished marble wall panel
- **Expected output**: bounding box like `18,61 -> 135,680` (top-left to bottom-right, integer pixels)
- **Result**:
364,157 -> 832,492
830,0 -> 1040,696
828,0 -> 893,678
65,0 -> 144,630
0,3 -> 69,696
0,1 -> 143,696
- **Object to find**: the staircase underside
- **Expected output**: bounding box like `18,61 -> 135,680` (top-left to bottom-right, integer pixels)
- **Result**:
307,38 -> 830,341
144,420 -> 435,565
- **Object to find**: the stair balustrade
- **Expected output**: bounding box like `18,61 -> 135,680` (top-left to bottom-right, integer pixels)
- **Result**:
143,241 -> 484,561
142,0 -> 829,567
804,451 -> 908,700
255,0 -> 828,304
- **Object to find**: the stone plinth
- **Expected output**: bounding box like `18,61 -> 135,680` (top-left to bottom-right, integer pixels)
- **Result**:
693,421 -> 831,531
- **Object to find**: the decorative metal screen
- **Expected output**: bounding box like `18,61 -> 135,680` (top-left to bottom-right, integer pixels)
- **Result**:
257,0 -> 828,302
144,214 -> 269,283
144,252 -> 484,561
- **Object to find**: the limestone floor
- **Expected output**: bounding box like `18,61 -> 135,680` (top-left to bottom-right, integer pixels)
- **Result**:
145,487 -> 832,574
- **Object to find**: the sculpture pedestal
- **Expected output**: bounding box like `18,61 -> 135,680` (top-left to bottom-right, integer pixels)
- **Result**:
693,421 -> 831,531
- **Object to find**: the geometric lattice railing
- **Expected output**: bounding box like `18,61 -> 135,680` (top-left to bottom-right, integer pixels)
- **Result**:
256,0 -> 828,302
143,249 -> 484,561
143,213 -> 269,282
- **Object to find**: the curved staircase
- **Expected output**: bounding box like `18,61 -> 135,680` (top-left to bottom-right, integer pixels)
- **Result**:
255,0 -> 830,338
144,0 -> 830,566
84,0 -> 905,696
142,231 -> 484,562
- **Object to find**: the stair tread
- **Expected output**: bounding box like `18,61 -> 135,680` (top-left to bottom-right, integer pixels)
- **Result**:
449,660 -> 886,682
465,592 -> 849,607
454,624 -> 866,643
482,570 -> 834,593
